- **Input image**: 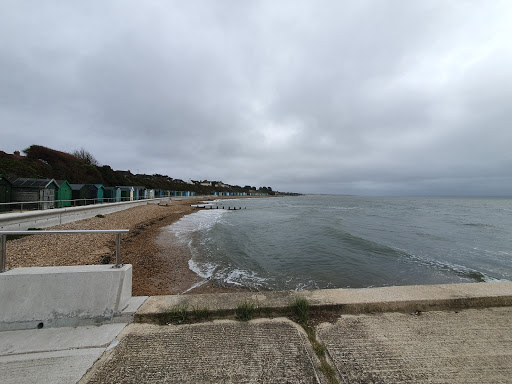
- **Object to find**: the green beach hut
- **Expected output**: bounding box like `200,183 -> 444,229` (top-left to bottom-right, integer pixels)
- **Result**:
55,180 -> 72,208
95,184 -> 105,203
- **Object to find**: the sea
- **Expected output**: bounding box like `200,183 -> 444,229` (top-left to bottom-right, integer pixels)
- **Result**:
163,195 -> 512,291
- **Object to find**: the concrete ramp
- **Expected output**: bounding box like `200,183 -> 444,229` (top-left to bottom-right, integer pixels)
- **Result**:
80,319 -> 324,384
318,306 -> 512,383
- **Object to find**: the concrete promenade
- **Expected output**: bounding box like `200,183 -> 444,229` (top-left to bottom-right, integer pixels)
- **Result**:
0,198 -> 169,231
1,282 -> 511,383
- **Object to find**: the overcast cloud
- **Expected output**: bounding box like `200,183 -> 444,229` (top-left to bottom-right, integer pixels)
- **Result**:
1,1 -> 512,196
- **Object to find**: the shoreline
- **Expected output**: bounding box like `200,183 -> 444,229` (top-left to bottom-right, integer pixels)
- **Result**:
5,196 -> 265,296
124,197 -> 254,296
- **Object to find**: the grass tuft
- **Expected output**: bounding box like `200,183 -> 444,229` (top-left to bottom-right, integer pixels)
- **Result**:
172,303 -> 189,323
236,300 -> 257,321
191,306 -> 210,321
95,214 -> 105,218
293,296 -> 310,325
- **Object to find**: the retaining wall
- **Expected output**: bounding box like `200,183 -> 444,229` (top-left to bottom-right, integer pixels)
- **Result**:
0,264 -> 133,331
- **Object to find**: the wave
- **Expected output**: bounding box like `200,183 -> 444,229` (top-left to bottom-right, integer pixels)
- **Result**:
462,223 -> 496,228
403,252 -> 507,283
168,209 -> 226,244
326,206 -> 361,211
324,228 -> 407,259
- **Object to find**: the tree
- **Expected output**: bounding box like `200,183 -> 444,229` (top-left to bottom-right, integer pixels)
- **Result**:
72,148 -> 99,166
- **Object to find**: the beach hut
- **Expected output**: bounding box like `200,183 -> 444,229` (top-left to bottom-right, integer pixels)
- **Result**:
69,184 -> 89,205
133,186 -> 145,200
104,187 -> 121,203
11,178 -> 58,210
55,180 -> 72,208
84,184 -> 101,204
95,184 -> 105,203
117,186 -> 134,201
0,175 -> 12,211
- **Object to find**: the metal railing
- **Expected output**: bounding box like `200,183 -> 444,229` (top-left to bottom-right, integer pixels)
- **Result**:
0,196 -> 162,212
0,229 -> 129,273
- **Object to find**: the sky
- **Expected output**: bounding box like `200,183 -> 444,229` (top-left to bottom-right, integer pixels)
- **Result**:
1,1 -> 512,196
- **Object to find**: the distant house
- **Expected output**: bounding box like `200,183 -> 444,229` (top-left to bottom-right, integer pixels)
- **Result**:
11,178 -> 58,210
0,175 -> 12,210
115,170 -> 132,178
200,180 -> 213,187
55,180 -> 73,208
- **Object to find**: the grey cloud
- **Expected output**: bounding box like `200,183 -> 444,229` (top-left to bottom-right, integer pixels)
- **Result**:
2,1 -> 512,195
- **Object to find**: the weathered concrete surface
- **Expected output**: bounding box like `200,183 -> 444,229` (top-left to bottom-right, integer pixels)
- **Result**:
0,264 -> 134,331
318,306 -> 512,383
80,319 -> 325,384
136,281 -> 512,323
0,323 -> 127,384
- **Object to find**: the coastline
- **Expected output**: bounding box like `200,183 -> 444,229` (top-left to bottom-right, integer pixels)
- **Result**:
123,197 -> 253,296
5,196 -> 262,296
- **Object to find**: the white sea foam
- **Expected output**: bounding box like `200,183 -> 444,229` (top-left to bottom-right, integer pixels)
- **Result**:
188,259 -> 217,279
224,268 -> 267,288
168,210 -> 226,244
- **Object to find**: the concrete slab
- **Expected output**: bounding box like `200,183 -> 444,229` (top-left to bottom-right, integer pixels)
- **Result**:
0,348 -> 105,384
80,319 -> 325,384
136,281 -> 512,323
0,323 -> 128,384
317,306 -> 512,383
0,323 -> 127,355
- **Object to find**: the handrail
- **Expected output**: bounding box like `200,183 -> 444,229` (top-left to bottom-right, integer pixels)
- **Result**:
0,229 -> 130,273
0,197 -> 154,211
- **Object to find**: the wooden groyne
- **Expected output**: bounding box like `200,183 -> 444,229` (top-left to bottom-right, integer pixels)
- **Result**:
191,204 -> 246,210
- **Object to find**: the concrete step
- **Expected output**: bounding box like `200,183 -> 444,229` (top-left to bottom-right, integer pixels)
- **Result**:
135,281 -> 512,324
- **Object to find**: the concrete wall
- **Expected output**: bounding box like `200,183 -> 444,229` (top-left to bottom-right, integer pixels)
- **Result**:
0,264 -> 132,331
0,198 -> 169,231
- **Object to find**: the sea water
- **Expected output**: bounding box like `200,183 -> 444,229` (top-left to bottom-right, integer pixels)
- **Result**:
164,195 -> 512,290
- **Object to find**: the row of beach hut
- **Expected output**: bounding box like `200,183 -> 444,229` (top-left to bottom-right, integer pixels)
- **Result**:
0,176 -> 191,210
